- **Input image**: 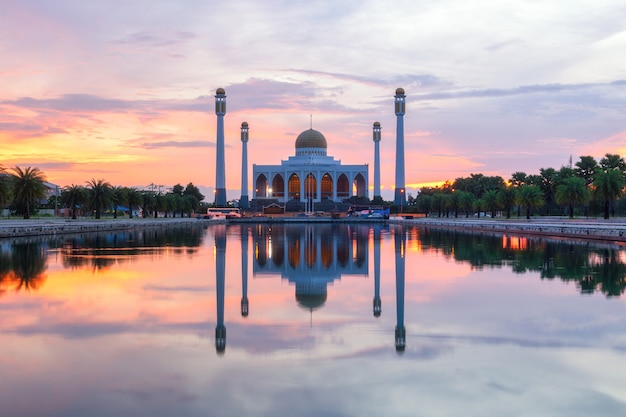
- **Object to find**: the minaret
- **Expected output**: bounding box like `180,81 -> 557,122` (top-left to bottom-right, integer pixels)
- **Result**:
215,226 -> 227,354
214,88 -> 227,207
373,224 -> 382,317
394,225 -> 406,353
241,225 -> 249,317
394,88 -> 406,207
240,122 -> 249,209
373,122 -> 382,201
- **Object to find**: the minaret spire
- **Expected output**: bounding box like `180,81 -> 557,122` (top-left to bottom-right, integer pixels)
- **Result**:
373,122 -> 382,201
240,122 -> 249,209
394,88 -> 406,207
214,88 -> 227,207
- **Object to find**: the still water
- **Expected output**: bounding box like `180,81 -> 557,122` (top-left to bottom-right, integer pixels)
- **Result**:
1,223 -> 626,417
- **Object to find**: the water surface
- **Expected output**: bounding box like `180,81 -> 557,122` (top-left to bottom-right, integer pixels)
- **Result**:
1,223 -> 626,417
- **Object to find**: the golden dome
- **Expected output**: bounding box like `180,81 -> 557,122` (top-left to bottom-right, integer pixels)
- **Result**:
295,129 -> 327,149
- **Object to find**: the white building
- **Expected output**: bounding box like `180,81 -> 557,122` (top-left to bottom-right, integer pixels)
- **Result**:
252,128 -> 368,205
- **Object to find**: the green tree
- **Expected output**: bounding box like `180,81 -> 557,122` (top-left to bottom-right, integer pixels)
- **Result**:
141,191 -> 157,218
455,191 -> 474,218
510,171 -> 528,187
11,166 -> 46,219
482,189 -> 499,218
61,184 -> 87,219
599,153 -> 626,172
0,165 -> 12,215
539,167 -> 557,215
575,156 -> 598,186
555,177 -> 591,218
593,169 -> 624,219
86,179 -> 112,219
110,186 -> 127,219
496,186 -> 517,219
124,187 -> 143,218
516,185 -> 544,220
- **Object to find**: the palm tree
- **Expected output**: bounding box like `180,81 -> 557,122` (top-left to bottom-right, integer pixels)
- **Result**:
62,184 -> 87,219
10,166 -> 46,219
482,189 -> 499,218
516,185 -> 544,220
454,191 -> 474,218
124,187 -> 143,218
575,156 -> 598,186
593,169 -> 624,219
110,186 -> 127,219
496,186 -> 516,219
86,179 -> 112,219
0,165 -> 12,216
555,177 -> 591,218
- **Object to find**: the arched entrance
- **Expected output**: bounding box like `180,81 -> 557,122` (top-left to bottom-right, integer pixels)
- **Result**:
271,174 -> 284,198
288,173 -> 300,200
337,174 -> 349,199
353,173 -> 366,197
321,173 -> 333,199
255,174 -> 268,197
304,173 -> 317,199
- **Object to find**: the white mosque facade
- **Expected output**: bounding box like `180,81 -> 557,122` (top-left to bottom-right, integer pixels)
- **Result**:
252,128 -> 368,204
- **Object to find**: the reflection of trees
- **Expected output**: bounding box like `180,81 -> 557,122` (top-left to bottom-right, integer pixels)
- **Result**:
61,225 -> 206,271
0,248 -> 13,297
418,227 -> 626,298
3,242 -> 47,294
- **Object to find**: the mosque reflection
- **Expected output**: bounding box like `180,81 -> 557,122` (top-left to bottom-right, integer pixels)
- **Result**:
252,224 -> 370,310
212,223 -> 409,354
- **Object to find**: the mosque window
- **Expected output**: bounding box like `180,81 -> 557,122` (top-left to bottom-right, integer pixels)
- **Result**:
321,173 -> 333,199
288,174 -> 300,200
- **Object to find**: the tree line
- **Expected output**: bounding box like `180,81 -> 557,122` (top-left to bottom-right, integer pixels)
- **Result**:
0,165 -> 205,219
404,153 -> 625,219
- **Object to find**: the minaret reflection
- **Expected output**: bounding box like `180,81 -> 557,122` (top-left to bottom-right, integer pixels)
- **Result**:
214,226 -> 226,354
241,225 -> 249,317
373,224 -> 382,317
394,225 -> 406,353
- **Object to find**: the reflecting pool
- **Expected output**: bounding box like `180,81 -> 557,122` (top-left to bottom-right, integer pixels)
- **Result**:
2,223 -> 626,416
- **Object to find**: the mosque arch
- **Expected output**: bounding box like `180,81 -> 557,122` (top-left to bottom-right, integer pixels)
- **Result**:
321,173 -> 333,199
271,174 -> 285,198
288,173 -> 300,200
304,238 -> 316,268
304,173 -> 317,199
288,235 -> 300,269
353,173 -> 366,197
337,174 -> 349,198
255,174 -> 268,198
321,236 -> 333,268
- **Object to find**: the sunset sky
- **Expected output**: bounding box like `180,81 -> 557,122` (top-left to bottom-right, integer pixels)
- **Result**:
1,1 -> 625,201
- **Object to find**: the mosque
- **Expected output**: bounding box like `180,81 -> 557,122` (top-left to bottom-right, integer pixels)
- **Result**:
252,128 -> 368,209
212,87 -> 407,209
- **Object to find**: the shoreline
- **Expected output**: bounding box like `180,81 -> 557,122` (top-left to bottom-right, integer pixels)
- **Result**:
1,216 -> 625,243
391,216 -> 626,243
0,217 -> 210,239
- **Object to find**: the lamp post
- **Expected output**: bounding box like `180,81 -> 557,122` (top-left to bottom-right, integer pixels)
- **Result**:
400,189 -> 404,215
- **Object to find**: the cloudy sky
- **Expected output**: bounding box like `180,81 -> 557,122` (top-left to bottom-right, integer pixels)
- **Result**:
1,0 -> 625,200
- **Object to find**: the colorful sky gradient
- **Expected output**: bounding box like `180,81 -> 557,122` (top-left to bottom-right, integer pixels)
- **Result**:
1,1 -> 625,201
